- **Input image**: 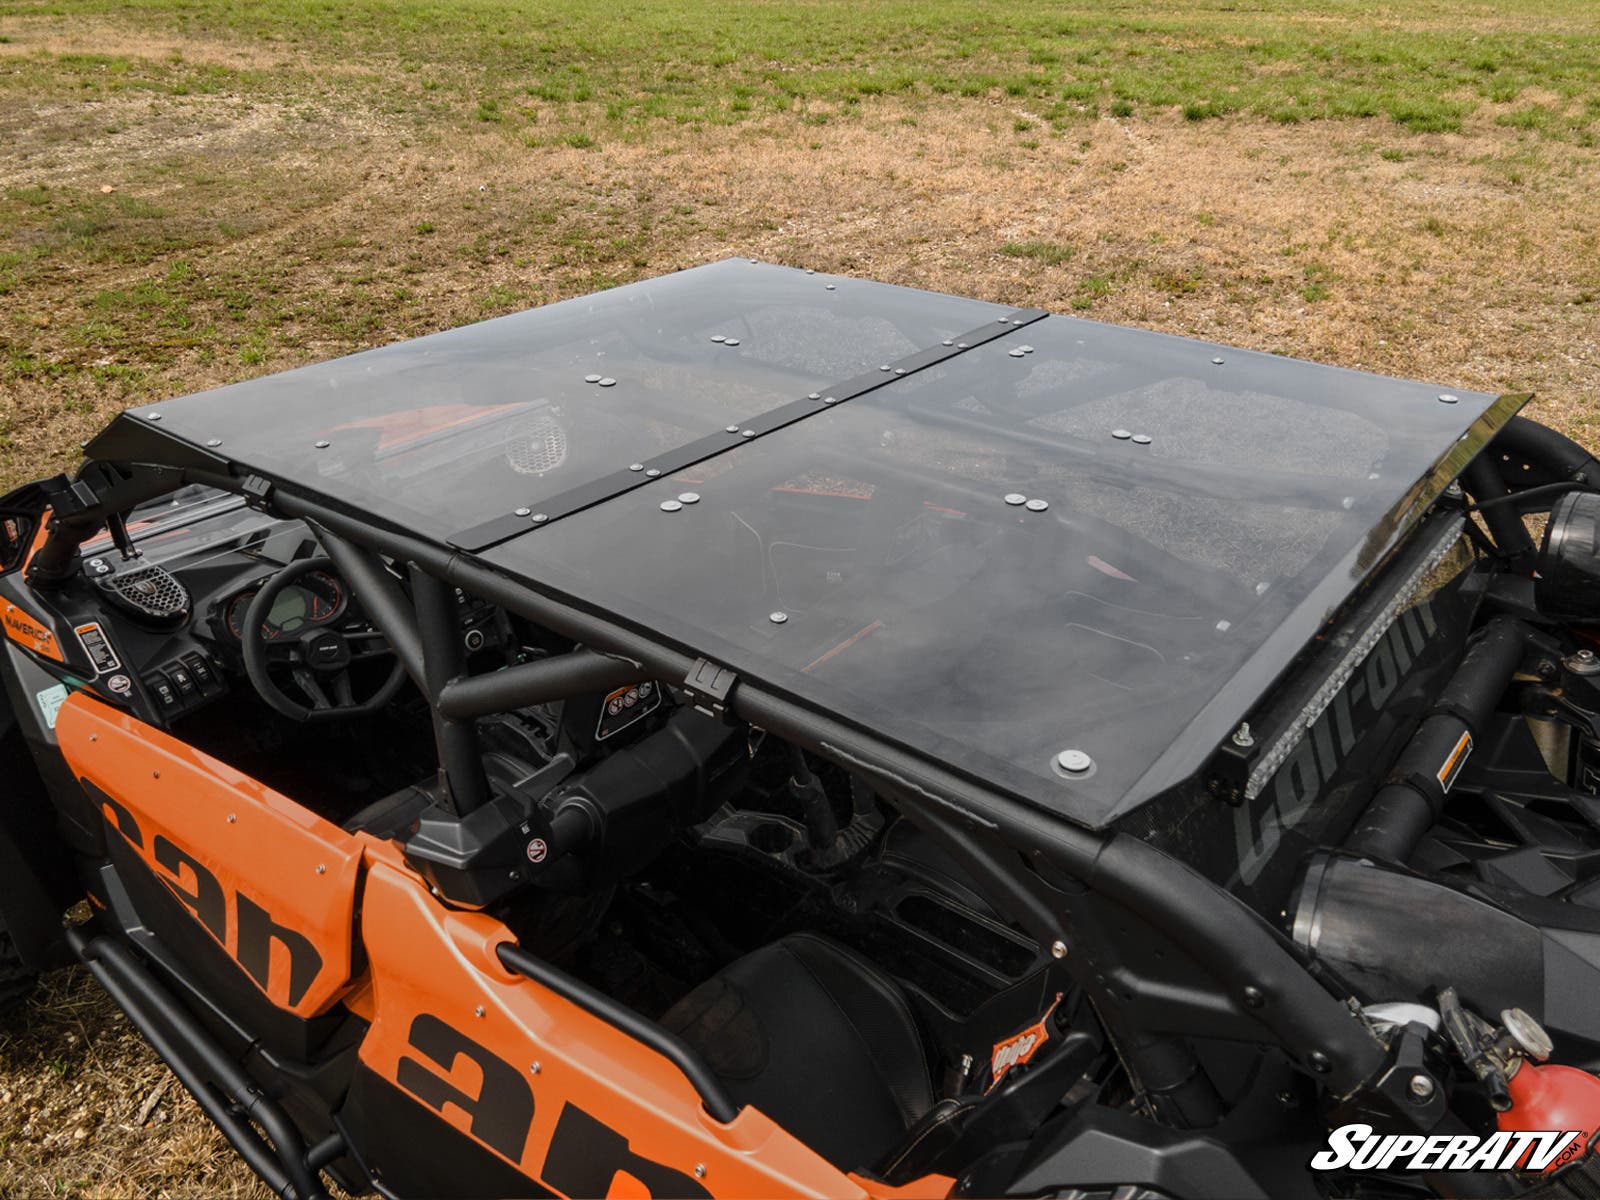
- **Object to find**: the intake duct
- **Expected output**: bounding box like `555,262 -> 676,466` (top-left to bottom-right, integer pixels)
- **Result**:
1291,854 -> 1600,1067
1537,491 -> 1600,622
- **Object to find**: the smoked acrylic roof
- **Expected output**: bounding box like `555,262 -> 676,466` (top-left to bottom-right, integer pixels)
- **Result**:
104,259 -> 1520,827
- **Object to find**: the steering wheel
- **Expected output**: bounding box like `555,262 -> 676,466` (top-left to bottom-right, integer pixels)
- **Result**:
241,557 -> 407,722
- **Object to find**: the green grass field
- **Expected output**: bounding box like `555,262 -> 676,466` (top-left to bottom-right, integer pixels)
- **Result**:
7,0 -> 1600,136
2,1 -> 1600,1193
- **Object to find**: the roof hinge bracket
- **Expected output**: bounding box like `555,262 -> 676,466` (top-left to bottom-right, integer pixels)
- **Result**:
681,658 -> 738,721
240,474 -> 275,510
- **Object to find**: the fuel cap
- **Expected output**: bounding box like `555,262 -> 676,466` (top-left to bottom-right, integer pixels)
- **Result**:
1501,1008 -> 1553,1061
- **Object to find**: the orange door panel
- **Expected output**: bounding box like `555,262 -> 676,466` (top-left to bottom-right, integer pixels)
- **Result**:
354,848 -> 874,1199
57,693 -> 363,1017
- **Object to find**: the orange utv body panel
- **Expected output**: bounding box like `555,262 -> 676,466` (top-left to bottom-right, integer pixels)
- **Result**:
353,842 -> 904,1198
56,695 -> 952,1199
57,694 -> 364,1017
3,599 -> 63,662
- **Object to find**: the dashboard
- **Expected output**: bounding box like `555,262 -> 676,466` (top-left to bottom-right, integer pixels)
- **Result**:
10,486 -> 510,731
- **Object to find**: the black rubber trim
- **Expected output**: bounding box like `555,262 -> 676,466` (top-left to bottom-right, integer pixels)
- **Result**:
495,941 -> 741,1124
449,308 -> 1049,552
67,928 -> 330,1200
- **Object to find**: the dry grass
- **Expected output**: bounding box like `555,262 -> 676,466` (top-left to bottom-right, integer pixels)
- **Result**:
1,5 -> 1598,1196
0,967 -> 273,1198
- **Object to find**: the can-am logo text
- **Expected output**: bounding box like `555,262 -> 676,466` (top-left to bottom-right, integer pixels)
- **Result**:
1311,1123 -> 1584,1173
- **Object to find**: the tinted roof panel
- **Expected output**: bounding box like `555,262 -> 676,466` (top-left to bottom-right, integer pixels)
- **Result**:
481,312 -> 1510,825
116,260 -> 1517,826
133,260 -> 1009,542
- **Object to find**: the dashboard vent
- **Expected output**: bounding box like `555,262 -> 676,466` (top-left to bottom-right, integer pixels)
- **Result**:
97,564 -> 191,627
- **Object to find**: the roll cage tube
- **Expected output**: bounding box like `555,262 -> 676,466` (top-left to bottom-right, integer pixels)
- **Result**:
410,565 -> 491,815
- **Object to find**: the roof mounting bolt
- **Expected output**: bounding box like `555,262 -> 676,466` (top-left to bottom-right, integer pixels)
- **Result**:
1009,348 -> 1026,358
941,339 -> 954,347
723,339 -> 740,347
628,463 -> 645,472
1408,1074 -> 1436,1103
316,864 -> 326,875
530,513 -> 549,524
823,396 -> 838,405
741,429 -> 757,438
585,374 -> 602,383
1019,345 -> 1034,353
1212,356 -> 1225,365
769,611 -> 788,625
598,377 -> 617,387
1112,429 -> 1132,440
726,424 -> 740,433
825,283 -> 837,290
645,468 -> 661,478
314,440 -> 330,449
514,507 -> 531,517
894,367 -> 907,375
1050,939 -> 1068,959
227,813 -> 236,824
530,1061 -> 542,1075
805,268 -> 815,275
206,438 -> 222,448
711,335 -> 726,343
957,342 -> 969,349
660,500 -> 683,512
1011,319 -> 1025,326
1444,481 -> 1464,500
678,492 -> 701,505
879,364 -> 892,372
1131,434 -> 1152,445
145,412 -> 162,421
1055,749 -> 1093,774
1025,498 -> 1049,512
1438,393 -> 1459,404
1232,722 -> 1255,748
1004,493 -> 1027,506
808,392 -> 821,400
474,1005 -> 486,1018
694,1165 -> 707,1180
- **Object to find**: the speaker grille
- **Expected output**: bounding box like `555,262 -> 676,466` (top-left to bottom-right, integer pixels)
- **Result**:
99,564 -> 191,624
506,410 -> 569,477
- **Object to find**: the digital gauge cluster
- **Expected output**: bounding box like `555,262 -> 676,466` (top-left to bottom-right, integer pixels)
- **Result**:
224,569 -> 347,641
